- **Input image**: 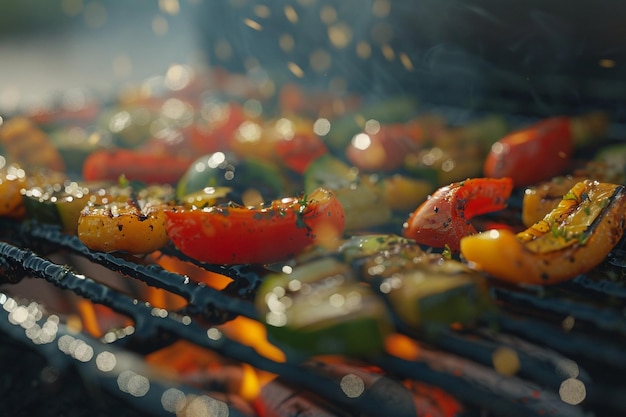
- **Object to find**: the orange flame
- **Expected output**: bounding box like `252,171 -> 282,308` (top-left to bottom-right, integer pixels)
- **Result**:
71,251 -> 285,403
385,333 -> 421,360
73,299 -> 132,338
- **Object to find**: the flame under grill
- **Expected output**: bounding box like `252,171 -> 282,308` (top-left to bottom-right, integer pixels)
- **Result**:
0,217 -> 625,417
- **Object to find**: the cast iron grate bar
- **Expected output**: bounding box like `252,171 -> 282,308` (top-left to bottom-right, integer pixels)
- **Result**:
431,328 -> 592,390
564,274 -> 626,300
496,313 -> 626,371
492,286 -> 626,335
399,321 -> 626,414
0,238 -> 600,417
2,220 -> 626,415
21,221 -> 260,322
372,351 -> 585,417
0,241 -> 430,416
0,292 -> 251,417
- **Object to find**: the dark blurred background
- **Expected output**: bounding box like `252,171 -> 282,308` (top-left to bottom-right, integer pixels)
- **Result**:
196,0 -> 626,120
2,0 -> 626,120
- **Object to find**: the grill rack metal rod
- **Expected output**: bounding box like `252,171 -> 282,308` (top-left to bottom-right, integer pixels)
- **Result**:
496,313 -> 626,371
493,286 -> 626,335
395,317 -> 626,415
372,350 -> 585,417
492,314 -> 626,414
0,292 -> 250,417
565,273 -> 626,300
0,239 -> 602,417
438,324 -> 626,414
4,220 -> 626,415
22,224 -> 620,389
430,328 -> 593,390
22,222 -> 260,322
0,240 -> 426,417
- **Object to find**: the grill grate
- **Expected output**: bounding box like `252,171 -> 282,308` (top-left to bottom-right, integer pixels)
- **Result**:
1,219 -> 626,417
3,2 -> 626,416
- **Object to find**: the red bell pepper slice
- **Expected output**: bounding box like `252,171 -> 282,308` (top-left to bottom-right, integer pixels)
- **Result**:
402,177 -> 514,252
164,188 -> 345,265
483,117 -> 572,187
82,149 -> 193,184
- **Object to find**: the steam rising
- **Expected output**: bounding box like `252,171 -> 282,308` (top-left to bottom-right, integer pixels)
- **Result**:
197,0 -> 626,120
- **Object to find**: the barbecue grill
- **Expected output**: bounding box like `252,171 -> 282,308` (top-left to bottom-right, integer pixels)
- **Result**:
1,2 -> 626,417
2,203 -> 626,417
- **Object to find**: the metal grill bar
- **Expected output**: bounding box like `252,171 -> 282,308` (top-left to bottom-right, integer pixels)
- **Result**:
493,287 -> 626,335
22,221 -> 260,321
0,292 -> 250,417
0,249 -> 614,415
566,274 -> 626,299
496,314 -> 626,371
373,352 -> 584,417
1,220 -> 626,416
0,240 -> 424,416
431,329 -> 592,389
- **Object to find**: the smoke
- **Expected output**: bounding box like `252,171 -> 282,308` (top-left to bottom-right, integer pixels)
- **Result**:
194,0 -> 626,120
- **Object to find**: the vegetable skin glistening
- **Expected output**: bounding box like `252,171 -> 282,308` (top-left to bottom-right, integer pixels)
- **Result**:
341,235 -> 495,332
483,113 -> 608,186
77,201 -> 170,254
164,187 -> 345,265
0,117 -> 66,172
402,177 -> 514,252
0,164 -> 28,219
255,257 -> 392,357
82,149 -> 194,184
461,180 -> 626,285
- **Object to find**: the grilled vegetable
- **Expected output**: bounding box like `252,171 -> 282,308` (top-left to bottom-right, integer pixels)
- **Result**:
304,154 -> 392,231
273,119 -> 328,174
0,117 -> 66,172
82,148 -> 194,184
175,151 -> 285,205
0,164 -> 28,219
277,82 -> 362,118
324,96 -> 419,153
405,115 -> 509,186
522,151 -> 626,228
484,113 -> 608,186
49,126 -> 113,175
338,234 -> 413,262
77,186 -> 175,253
594,142 -> 626,181
255,257 -> 392,357
406,146 -> 485,187
78,201 -> 170,254
190,102 -> 247,154
365,249 -> 493,332
98,105 -> 159,148
345,122 -> 422,172
22,180 -> 117,233
178,186 -> 234,209
341,235 -> 495,332
165,187 -> 345,265
0,164 -> 68,220
522,176 -> 581,228
304,154 -> 431,230
403,177 -> 514,252
27,97 -> 100,129
461,180 -> 626,285
382,174 -> 435,213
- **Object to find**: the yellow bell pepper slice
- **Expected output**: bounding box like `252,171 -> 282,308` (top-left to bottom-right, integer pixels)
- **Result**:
460,180 -> 626,285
